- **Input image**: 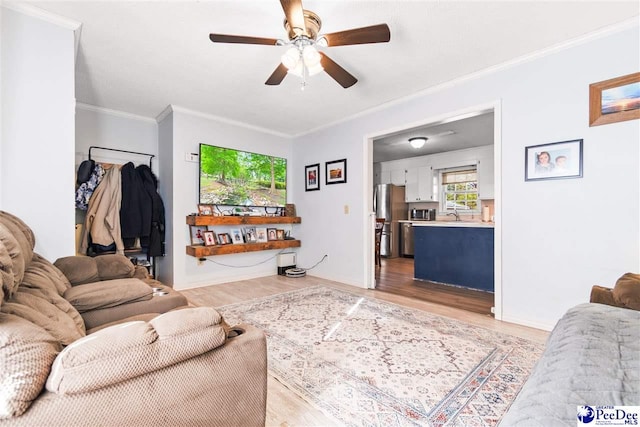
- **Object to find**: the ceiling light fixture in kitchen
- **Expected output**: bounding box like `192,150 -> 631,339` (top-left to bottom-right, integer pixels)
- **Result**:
409,137 -> 427,149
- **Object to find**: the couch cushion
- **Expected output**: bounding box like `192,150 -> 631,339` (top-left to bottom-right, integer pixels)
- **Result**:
612,272 -> 640,310
0,313 -> 61,419
63,278 -> 153,313
1,290 -> 86,346
53,256 -> 99,286
0,223 -> 24,298
0,212 -> 35,298
46,307 -> 226,395
24,254 -> 72,296
95,254 -> 135,280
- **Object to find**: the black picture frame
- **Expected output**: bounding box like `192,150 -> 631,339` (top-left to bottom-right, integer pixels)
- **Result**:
525,139 -> 583,181
325,158 -> 347,185
305,163 -> 320,191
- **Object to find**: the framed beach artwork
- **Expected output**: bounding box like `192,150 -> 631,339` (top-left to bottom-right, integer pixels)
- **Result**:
589,72 -> 640,127
325,159 -> 347,185
525,139 -> 583,182
305,164 -> 320,191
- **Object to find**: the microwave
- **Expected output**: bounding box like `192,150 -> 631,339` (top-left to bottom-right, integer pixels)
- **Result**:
410,209 -> 436,221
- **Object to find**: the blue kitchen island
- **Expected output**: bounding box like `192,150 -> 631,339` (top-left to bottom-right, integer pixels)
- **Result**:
412,222 -> 494,292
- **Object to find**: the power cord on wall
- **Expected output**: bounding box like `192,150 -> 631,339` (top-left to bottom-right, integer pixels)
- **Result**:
198,253 -> 328,271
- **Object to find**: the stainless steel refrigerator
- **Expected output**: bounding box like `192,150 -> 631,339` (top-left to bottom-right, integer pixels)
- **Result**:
374,184 -> 407,258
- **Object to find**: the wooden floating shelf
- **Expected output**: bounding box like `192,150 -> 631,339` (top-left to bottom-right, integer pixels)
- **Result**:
187,240 -> 301,257
186,216 -> 301,226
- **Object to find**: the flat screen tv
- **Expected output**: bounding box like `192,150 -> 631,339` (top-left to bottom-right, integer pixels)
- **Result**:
199,143 -> 287,208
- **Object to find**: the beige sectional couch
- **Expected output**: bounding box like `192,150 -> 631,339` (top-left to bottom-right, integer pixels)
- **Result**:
0,210 -> 268,426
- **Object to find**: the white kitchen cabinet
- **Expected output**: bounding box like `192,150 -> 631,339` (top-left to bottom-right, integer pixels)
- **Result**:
477,156 -> 494,199
390,169 -> 406,186
405,166 -> 435,202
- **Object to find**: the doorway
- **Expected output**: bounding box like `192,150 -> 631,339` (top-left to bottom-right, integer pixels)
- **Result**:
365,102 -> 502,319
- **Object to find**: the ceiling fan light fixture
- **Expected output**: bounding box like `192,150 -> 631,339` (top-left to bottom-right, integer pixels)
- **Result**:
409,137 -> 428,149
307,62 -> 324,76
302,45 -> 321,66
281,46 -> 301,70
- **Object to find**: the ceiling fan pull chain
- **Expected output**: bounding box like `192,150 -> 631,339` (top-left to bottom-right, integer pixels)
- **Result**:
300,57 -> 307,91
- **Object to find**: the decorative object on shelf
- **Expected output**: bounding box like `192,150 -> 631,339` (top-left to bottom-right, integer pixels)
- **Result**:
325,158 -> 347,185
305,164 -> 320,191
589,72 -> 640,127
285,203 -> 297,217
244,227 -> 257,243
256,227 -> 268,243
230,228 -> 244,244
198,204 -> 214,215
203,231 -> 217,246
276,229 -> 285,240
525,139 -> 583,182
217,233 -> 232,245
267,228 -> 278,241
190,225 -> 208,245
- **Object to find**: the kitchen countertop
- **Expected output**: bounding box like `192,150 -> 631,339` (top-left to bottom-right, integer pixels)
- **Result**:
399,219 -> 494,228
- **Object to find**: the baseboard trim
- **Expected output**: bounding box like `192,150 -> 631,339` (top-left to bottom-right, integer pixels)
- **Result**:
500,314 -> 555,332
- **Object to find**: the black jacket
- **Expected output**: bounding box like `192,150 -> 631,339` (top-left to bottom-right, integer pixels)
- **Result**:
136,164 -> 166,257
120,162 -> 152,245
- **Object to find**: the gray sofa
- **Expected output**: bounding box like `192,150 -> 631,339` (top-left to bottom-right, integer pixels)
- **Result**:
0,210 -> 268,426
500,300 -> 639,426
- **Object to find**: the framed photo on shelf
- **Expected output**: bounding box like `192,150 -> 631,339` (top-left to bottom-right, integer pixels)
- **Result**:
525,139 -> 583,182
589,72 -> 640,127
217,233 -> 231,245
305,164 -> 320,192
230,228 -> 244,244
326,159 -> 347,185
244,227 -> 257,243
189,225 -> 208,245
203,231 -> 217,246
255,227 -> 268,243
267,228 -> 278,241
276,229 -> 285,240
197,204 -> 214,215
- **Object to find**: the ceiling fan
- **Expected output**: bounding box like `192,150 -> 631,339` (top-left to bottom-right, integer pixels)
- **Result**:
209,0 -> 390,89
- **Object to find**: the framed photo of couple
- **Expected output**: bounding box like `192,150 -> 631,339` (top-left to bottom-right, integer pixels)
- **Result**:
525,139 -> 583,182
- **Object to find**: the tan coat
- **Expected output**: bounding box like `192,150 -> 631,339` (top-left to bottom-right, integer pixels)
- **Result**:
80,166 -> 124,255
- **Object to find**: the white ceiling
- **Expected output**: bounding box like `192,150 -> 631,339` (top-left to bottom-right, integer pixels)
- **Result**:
22,1 -> 640,138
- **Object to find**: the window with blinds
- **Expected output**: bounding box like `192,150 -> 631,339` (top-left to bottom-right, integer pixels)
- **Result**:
441,168 -> 479,211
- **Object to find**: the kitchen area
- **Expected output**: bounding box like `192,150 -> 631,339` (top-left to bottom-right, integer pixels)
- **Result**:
372,111 -> 496,314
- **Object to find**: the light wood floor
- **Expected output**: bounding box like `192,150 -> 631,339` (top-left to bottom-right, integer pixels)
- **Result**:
182,275 -> 548,427
375,256 -> 495,315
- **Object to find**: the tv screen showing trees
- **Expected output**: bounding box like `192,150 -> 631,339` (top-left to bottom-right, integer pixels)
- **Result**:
199,144 -> 287,207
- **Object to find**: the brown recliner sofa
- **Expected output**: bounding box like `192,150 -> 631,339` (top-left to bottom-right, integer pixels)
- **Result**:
0,210 -> 267,426
590,272 -> 640,310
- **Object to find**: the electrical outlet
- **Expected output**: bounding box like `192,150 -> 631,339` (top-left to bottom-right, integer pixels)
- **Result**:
490,306 -> 495,314
344,205 -> 349,214
197,258 -> 205,266
185,152 -> 199,163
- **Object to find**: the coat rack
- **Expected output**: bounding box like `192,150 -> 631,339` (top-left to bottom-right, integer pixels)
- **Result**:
88,146 -> 155,169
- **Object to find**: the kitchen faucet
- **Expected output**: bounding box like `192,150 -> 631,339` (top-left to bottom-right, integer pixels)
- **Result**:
447,209 -> 461,221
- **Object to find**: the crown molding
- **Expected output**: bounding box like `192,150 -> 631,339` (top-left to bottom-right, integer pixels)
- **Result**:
76,102 -> 157,124
163,105 -> 291,139
293,17 -> 640,138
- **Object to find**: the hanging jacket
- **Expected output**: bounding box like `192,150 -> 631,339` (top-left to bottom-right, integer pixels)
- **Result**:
80,166 -> 124,255
120,162 -> 152,247
137,164 -> 165,257
75,163 -> 105,210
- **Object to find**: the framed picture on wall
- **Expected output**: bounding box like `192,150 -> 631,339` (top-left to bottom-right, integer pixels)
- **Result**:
305,164 -> 320,191
525,139 -> 583,181
203,231 -> 217,246
189,226 -> 208,245
589,72 -> 640,127
326,159 -> 347,185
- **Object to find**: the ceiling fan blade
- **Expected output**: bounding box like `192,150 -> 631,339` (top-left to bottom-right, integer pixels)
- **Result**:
265,63 -> 289,86
320,53 -> 357,88
280,0 -> 306,37
209,34 -> 279,46
321,24 -> 390,47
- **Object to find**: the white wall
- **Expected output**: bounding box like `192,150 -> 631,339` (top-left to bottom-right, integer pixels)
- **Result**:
1,7 -> 76,261
160,107 -> 292,289
75,105 -> 159,175
292,24 -> 640,330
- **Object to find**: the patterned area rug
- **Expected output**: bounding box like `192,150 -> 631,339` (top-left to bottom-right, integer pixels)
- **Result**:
217,286 -> 543,426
